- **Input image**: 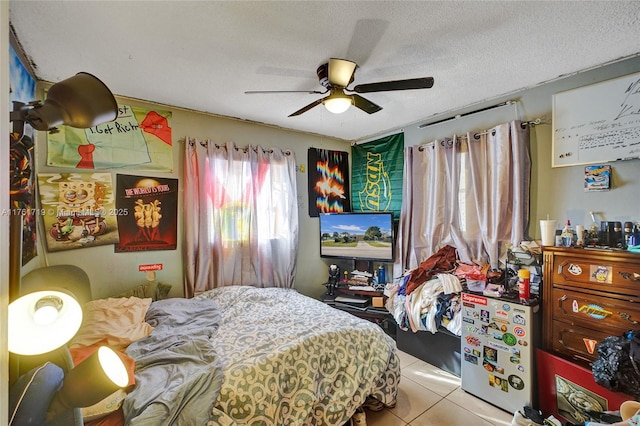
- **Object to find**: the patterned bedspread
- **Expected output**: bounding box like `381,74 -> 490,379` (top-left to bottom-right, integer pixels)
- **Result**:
124,298 -> 226,425
195,286 -> 400,426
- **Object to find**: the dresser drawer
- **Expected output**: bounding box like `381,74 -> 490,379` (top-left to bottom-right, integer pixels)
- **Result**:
552,287 -> 640,331
551,320 -> 614,365
553,255 -> 640,295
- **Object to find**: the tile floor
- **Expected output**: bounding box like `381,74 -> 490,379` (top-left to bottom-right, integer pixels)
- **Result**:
363,350 -> 515,426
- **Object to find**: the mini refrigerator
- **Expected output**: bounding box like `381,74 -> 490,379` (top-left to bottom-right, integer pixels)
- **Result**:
460,292 -> 540,414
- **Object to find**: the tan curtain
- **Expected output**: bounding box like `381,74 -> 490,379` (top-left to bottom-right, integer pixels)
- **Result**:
183,139 -> 299,297
394,120 -> 530,276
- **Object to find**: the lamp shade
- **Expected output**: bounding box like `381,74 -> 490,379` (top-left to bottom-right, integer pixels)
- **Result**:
8,290 -> 83,355
26,72 -> 118,131
56,346 -> 129,408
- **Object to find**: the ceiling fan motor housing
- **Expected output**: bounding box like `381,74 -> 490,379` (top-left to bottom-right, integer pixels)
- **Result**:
316,63 -> 330,88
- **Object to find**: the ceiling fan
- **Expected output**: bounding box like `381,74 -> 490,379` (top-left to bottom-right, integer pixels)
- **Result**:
245,58 -> 434,117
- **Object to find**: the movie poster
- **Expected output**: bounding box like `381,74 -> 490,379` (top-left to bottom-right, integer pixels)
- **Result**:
37,173 -> 120,252
114,174 -> 178,253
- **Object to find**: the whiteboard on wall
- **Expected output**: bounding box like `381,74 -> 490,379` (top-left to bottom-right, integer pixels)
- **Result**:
552,71 -> 640,167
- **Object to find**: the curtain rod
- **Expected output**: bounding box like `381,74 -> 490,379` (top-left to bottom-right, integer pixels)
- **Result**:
416,114 -> 546,151
418,100 -> 518,129
185,138 -> 292,156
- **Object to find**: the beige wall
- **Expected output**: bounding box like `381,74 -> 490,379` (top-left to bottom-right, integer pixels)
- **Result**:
28,92 -> 351,300
397,55 -> 640,239
25,54 -> 640,305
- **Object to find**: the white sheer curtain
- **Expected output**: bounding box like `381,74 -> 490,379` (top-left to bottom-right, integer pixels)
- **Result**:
394,120 -> 530,277
183,139 -> 299,297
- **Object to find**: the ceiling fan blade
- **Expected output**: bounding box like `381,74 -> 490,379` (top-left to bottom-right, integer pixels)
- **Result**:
245,90 -> 325,94
288,98 -> 324,117
328,58 -> 357,87
345,19 -> 389,66
352,94 -> 382,114
353,77 -> 434,93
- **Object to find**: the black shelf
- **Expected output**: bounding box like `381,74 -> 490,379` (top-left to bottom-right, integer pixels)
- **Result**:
321,286 -> 396,339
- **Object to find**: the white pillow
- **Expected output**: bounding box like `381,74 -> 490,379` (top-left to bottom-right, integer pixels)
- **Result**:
70,297 -> 153,349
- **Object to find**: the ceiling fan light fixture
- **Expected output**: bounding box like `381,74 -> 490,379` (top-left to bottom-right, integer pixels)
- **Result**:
323,93 -> 353,114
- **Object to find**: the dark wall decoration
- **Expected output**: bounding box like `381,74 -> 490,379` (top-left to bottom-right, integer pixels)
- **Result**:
9,42 -> 37,265
351,132 -> 404,218
115,174 -> 178,252
307,148 -> 351,217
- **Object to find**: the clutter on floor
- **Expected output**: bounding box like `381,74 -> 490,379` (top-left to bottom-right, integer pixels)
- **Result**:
511,404 -> 637,426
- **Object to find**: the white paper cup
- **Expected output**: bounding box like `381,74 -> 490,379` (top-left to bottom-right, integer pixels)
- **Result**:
540,220 -> 557,246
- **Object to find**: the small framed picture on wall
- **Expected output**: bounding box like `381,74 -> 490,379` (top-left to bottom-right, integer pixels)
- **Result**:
584,165 -> 611,192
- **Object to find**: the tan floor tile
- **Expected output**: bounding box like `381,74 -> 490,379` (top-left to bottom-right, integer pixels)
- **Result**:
388,349 -> 514,426
402,360 -> 461,397
445,388 -> 514,425
388,376 -> 443,423
396,349 -> 421,370
364,408 -> 408,426
409,398 -> 494,426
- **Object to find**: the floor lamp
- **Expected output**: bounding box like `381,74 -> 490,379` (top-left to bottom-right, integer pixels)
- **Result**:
8,71 -> 118,380
8,73 -> 123,419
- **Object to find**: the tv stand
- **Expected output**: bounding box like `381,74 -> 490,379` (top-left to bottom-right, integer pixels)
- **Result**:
321,283 -> 396,339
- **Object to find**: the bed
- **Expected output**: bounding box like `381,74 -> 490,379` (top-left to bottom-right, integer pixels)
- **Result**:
11,270 -> 400,426
123,286 -> 400,425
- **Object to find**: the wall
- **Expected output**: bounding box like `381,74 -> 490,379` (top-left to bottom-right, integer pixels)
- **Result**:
395,55 -> 640,241
28,91 -> 350,300
24,55 -> 640,303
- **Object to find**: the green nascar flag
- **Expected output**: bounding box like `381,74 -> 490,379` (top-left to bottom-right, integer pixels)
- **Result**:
351,132 -> 404,218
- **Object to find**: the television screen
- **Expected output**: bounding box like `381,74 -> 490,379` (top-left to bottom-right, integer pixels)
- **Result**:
319,212 -> 394,261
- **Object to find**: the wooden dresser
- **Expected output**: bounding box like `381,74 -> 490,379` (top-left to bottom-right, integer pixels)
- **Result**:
542,246 -> 640,369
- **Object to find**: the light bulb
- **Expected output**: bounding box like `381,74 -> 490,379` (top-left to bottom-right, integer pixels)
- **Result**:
33,295 -> 64,325
34,304 -> 60,325
98,346 -> 129,387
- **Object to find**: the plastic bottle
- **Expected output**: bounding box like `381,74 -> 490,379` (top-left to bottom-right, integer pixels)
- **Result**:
614,221 -> 623,248
518,269 -> 530,302
624,221 -> 634,249
378,265 -> 386,284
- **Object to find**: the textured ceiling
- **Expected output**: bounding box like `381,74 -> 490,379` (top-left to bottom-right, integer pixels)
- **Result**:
9,1 -> 640,142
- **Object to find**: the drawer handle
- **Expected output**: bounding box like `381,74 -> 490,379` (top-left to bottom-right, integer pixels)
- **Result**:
620,312 -> 639,325
557,260 -> 569,275
557,294 -> 568,313
619,271 -> 640,282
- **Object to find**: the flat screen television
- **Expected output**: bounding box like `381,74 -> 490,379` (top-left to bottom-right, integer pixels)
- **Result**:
319,212 -> 394,262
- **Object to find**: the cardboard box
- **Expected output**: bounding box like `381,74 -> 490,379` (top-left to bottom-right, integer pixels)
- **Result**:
372,296 -> 384,308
